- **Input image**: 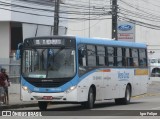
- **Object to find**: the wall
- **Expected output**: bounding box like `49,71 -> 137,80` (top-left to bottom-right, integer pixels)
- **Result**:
0,0 -> 11,21
67,19 -> 112,38
0,22 -> 10,59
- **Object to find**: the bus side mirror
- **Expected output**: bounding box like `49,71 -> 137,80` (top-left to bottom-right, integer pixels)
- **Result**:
16,49 -> 21,60
16,43 -> 23,60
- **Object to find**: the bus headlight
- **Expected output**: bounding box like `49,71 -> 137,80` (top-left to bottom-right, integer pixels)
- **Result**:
22,86 -> 32,93
22,86 -> 28,91
65,86 -> 77,93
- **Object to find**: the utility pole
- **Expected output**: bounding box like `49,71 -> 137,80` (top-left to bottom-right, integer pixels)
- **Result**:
89,0 -> 90,38
112,0 -> 118,40
54,0 -> 60,35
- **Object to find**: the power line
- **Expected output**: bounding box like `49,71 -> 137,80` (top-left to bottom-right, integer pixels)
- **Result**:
118,0 -> 160,30
120,8 -> 160,22
0,1 -> 111,15
119,0 -> 160,19
68,17 -> 111,31
0,5 -> 111,21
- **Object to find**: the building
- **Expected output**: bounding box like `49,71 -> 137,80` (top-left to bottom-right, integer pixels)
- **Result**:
0,0 -> 67,59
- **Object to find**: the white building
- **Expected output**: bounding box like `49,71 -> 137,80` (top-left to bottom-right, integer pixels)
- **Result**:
0,0 -> 67,59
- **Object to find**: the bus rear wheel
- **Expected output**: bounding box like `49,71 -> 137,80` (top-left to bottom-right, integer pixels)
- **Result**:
38,101 -> 48,111
115,85 -> 131,105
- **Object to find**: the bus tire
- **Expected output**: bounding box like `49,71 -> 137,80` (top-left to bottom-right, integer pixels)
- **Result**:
123,85 -> 131,104
38,101 -> 48,111
115,85 -> 131,105
84,87 -> 95,109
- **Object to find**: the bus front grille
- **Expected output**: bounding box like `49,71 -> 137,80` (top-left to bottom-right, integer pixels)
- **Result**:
28,81 -> 67,88
33,82 -> 61,88
25,77 -> 70,88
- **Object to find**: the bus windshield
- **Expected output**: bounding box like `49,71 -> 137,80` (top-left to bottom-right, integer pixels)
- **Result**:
22,48 -> 76,78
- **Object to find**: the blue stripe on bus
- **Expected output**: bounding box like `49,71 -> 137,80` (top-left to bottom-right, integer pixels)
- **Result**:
76,36 -> 146,48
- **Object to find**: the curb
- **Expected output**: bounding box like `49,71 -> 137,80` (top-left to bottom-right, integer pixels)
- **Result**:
0,103 -> 38,110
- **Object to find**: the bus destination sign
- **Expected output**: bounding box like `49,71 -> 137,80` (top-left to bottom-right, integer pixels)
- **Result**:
34,39 -> 63,46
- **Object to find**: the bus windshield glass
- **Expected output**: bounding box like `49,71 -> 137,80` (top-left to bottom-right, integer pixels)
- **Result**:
22,48 -> 76,78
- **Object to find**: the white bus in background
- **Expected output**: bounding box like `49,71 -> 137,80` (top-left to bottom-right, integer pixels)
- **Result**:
149,58 -> 160,77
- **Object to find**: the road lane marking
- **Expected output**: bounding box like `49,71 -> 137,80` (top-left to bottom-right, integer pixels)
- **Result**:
151,107 -> 160,110
132,93 -> 160,99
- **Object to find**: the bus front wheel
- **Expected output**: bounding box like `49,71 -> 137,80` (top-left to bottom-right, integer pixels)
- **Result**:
38,101 -> 48,111
82,87 -> 95,109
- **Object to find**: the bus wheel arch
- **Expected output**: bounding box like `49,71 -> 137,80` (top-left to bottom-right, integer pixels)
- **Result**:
82,85 -> 96,109
90,84 -> 96,102
115,84 -> 131,105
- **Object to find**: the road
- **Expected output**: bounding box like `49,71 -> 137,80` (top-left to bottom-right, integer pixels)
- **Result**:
6,94 -> 160,119
10,94 -> 160,112
7,81 -> 160,117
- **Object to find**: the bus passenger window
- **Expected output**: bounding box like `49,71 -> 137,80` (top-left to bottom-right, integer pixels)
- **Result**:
87,45 -> 96,66
117,47 -> 122,67
124,48 -> 130,67
126,57 -> 132,66
108,47 -> 114,66
132,49 -> 139,67
97,46 -> 105,66
139,49 -> 147,67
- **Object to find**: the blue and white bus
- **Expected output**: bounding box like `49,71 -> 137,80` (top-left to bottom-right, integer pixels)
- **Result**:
18,36 -> 149,110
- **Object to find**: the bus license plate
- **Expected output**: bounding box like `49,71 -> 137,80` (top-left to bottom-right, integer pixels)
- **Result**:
43,96 -> 53,100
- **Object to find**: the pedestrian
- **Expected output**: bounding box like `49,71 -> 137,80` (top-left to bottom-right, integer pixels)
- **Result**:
0,68 -> 10,105
0,69 -> 5,105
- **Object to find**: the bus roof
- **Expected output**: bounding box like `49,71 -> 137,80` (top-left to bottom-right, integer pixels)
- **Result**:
76,36 -> 147,49
23,36 -> 147,49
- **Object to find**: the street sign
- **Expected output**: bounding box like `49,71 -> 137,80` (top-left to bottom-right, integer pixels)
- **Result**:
118,21 -> 135,42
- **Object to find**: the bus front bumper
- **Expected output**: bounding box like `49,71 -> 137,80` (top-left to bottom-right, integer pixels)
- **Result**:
21,88 -> 79,102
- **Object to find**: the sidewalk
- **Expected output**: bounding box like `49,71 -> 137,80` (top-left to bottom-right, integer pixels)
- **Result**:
0,93 -> 38,110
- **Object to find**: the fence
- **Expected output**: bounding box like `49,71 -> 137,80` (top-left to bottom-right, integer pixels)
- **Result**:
0,57 -> 20,84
